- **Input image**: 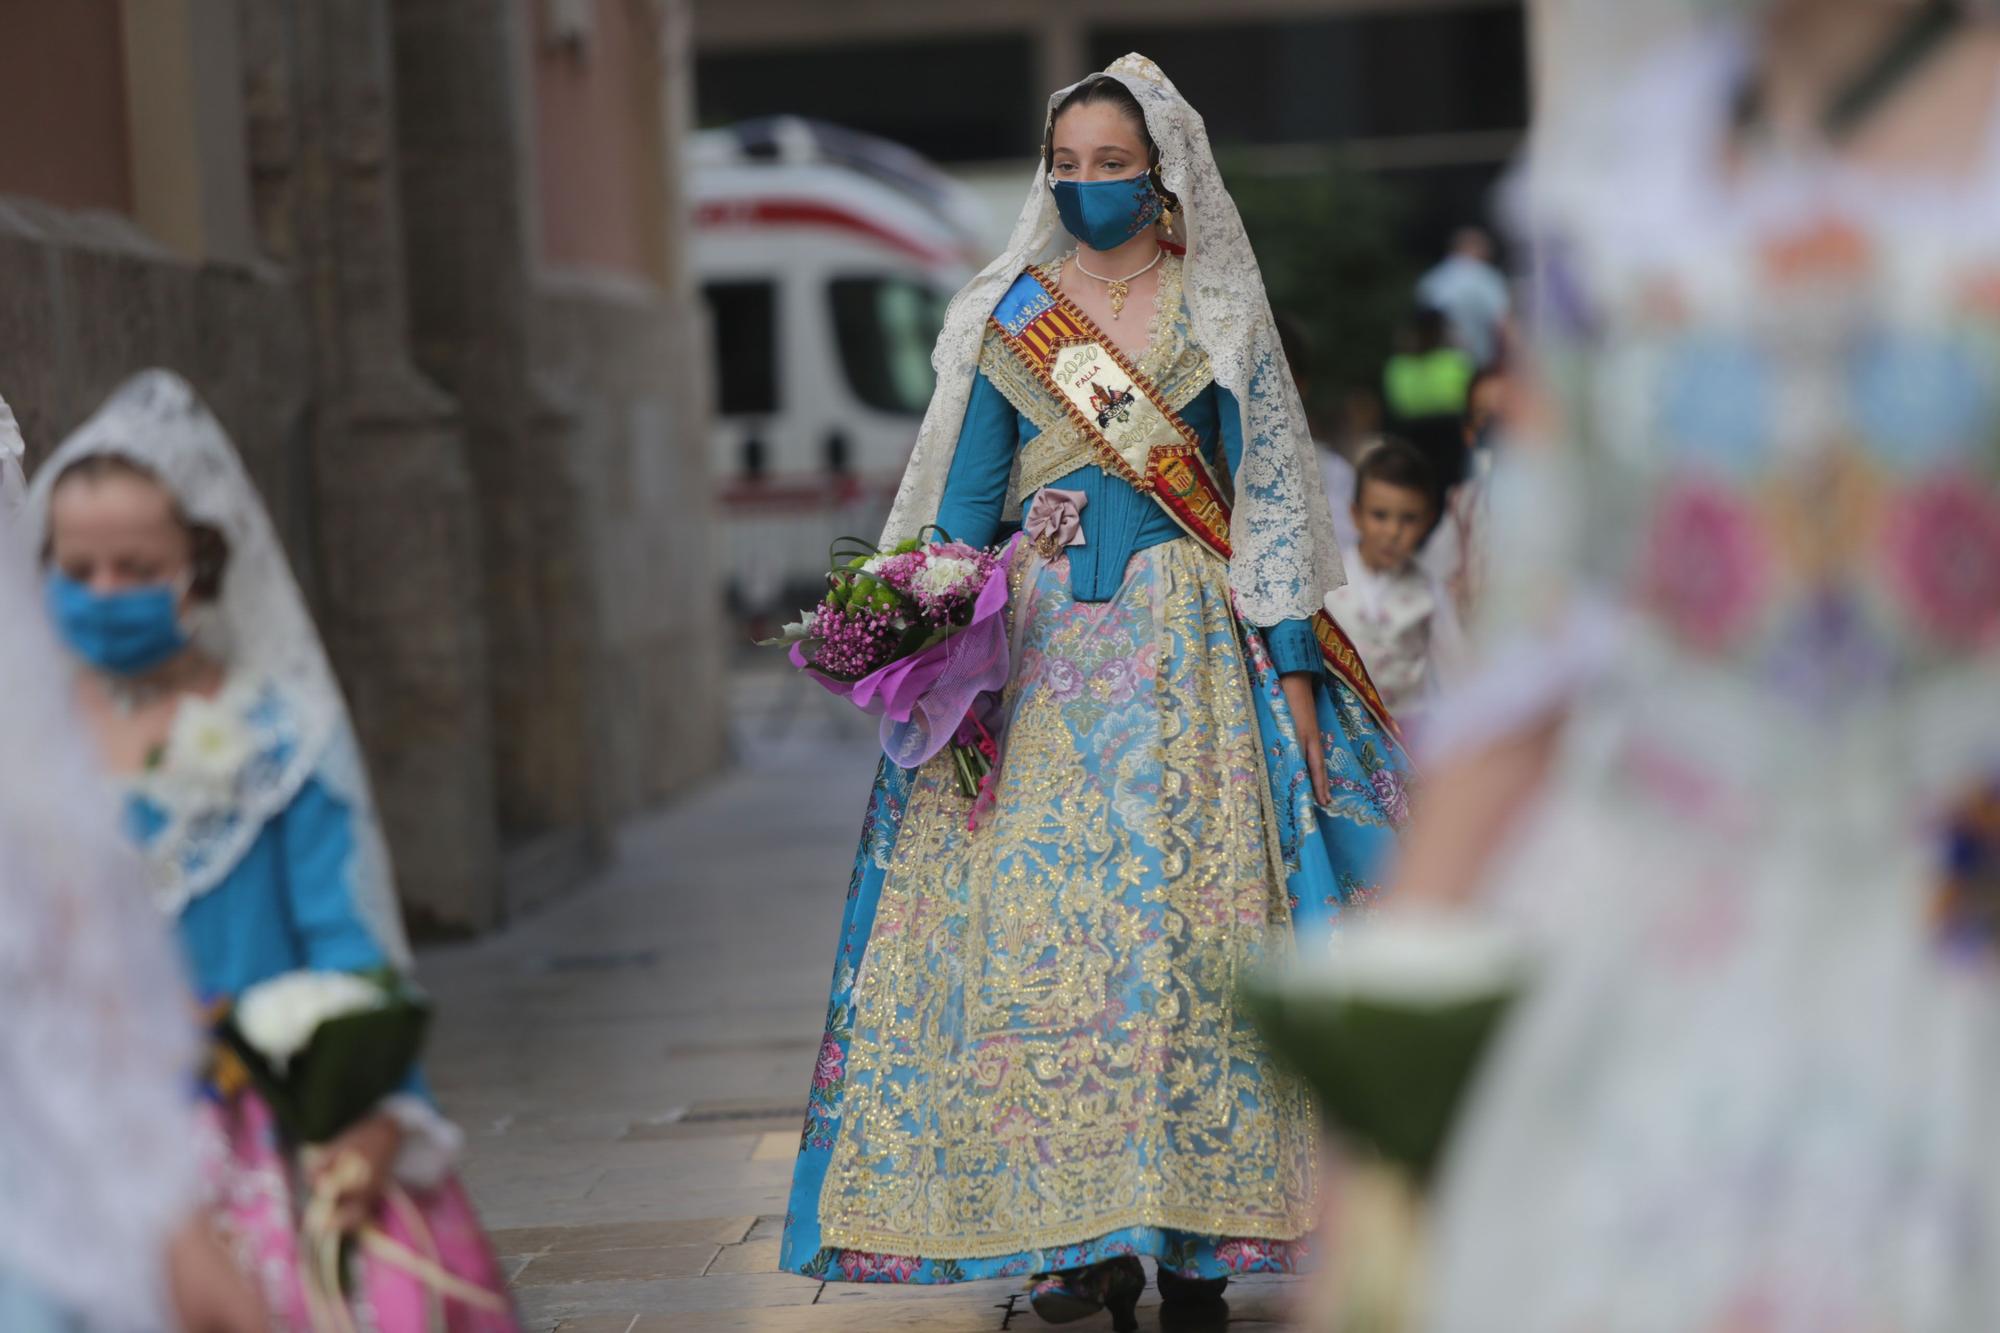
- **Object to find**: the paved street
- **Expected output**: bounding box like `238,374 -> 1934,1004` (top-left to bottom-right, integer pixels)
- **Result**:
420,665 -> 1309,1332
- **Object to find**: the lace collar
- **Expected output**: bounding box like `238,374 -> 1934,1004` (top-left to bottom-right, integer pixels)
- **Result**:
126,673 -> 320,917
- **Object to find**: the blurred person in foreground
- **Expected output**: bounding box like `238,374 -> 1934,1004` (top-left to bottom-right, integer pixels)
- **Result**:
0,501 -> 264,1332
776,53 -> 1411,1329
1416,227 -> 1511,370
26,371 -> 518,1332
1328,439 -> 1466,736
1360,0 -> 2000,1328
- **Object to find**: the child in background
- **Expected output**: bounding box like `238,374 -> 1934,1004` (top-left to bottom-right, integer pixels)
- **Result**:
1327,438 -> 1465,731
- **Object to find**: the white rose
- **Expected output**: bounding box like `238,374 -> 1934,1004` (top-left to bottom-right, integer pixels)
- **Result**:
1306,916 -> 1529,1006
164,691 -> 255,799
235,969 -> 389,1071
913,556 -> 979,598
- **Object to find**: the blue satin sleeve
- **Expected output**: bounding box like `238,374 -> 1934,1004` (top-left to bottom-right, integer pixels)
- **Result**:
934,374 -> 1319,674
279,780 -> 389,973
280,781 -> 428,1098
1213,385 -> 1321,676
933,372 -> 1017,550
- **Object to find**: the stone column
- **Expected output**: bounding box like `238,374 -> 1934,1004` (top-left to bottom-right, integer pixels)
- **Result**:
388,0 -> 612,915
241,0 -> 503,935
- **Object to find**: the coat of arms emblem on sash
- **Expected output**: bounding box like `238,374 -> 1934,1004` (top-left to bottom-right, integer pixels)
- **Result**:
1088,380 -> 1137,428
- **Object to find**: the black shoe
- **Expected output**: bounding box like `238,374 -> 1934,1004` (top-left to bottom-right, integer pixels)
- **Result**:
1028,1255 -> 1145,1332
1156,1265 -> 1229,1306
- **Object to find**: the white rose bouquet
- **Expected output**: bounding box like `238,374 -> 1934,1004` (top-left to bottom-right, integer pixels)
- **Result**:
1243,917 -> 1529,1181
218,968 -> 430,1144
1244,920 -> 1532,1333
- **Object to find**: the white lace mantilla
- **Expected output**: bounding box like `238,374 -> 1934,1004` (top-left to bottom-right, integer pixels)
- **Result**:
881,52 -> 1345,627
123,673 -> 398,945
23,370 -> 413,968
0,510 -> 198,1330
0,391 -> 24,513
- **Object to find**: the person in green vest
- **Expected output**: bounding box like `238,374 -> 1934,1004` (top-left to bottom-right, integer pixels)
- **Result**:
1382,303 -> 1474,423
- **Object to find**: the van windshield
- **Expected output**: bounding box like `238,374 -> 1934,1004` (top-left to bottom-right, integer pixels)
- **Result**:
829,277 -> 948,415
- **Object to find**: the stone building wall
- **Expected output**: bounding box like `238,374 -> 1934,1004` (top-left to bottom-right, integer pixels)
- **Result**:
0,0 -> 718,935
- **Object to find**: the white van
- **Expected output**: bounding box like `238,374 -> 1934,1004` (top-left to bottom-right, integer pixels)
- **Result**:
691,118 -> 985,626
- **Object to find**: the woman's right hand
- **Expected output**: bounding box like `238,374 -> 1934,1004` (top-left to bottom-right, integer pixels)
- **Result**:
166,1210 -> 269,1333
1388,714 -> 1562,911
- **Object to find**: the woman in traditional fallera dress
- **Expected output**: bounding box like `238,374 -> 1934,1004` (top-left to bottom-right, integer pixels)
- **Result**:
780,54 -> 1411,1327
27,371 -> 518,1332
1374,1 -> 2000,1328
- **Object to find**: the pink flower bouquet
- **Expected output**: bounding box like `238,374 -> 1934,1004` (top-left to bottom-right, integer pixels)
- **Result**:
765,529 -> 1021,801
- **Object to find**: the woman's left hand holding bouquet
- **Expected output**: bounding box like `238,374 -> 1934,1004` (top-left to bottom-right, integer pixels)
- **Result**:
310,1110 -> 404,1232
222,966 -> 431,1232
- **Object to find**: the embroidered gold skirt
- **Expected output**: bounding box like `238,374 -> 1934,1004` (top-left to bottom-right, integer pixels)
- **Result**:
813,537 -> 1317,1260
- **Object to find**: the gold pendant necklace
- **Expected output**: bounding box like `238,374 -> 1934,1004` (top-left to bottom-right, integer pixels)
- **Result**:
1072,247 -> 1163,320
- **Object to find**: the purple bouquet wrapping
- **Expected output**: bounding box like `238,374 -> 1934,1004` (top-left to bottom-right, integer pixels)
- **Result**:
766,530 -> 1022,807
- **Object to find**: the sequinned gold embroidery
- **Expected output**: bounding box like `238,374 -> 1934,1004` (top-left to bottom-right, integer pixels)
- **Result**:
817,539 -> 1315,1258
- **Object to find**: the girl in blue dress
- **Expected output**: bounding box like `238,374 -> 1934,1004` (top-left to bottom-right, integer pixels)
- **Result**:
0,493 -> 263,1333
780,55 -> 1410,1328
27,370 -> 517,1332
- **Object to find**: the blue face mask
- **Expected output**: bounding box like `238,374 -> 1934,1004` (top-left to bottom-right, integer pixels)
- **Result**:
44,571 -> 192,676
1050,173 -> 1164,252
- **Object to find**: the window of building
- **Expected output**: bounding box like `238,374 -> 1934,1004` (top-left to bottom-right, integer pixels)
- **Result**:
828,276 -> 947,416
1089,8 -> 1528,145
703,280 -> 779,417
0,5 -> 133,214
697,38 -> 1036,164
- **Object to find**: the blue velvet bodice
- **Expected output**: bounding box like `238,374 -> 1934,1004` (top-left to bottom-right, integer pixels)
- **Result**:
934,371 -> 1321,675
127,777 -> 388,1001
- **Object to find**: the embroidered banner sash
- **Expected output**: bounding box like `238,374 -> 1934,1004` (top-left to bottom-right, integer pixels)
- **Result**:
990,267 -> 1403,742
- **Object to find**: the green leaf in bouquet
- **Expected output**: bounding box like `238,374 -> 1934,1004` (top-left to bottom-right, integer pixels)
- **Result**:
216,1023 -> 307,1136
1242,926 -> 1528,1184
289,997 -> 430,1143
895,622 -> 941,657
829,534 -> 878,565
222,989 -> 431,1146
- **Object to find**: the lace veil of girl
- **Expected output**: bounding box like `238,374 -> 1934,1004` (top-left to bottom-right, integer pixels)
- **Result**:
0,391 -> 24,509
881,52 -> 1347,627
23,369 -> 412,967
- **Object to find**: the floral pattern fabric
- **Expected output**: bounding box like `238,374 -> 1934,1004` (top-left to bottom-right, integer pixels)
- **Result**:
197,1091 -> 517,1332
1423,30 -> 2000,1332
781,539 -> 1406,1283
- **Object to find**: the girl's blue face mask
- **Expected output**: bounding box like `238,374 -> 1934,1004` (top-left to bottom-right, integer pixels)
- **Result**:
1050,172 -> 1164,252
44,570 -> 192,676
